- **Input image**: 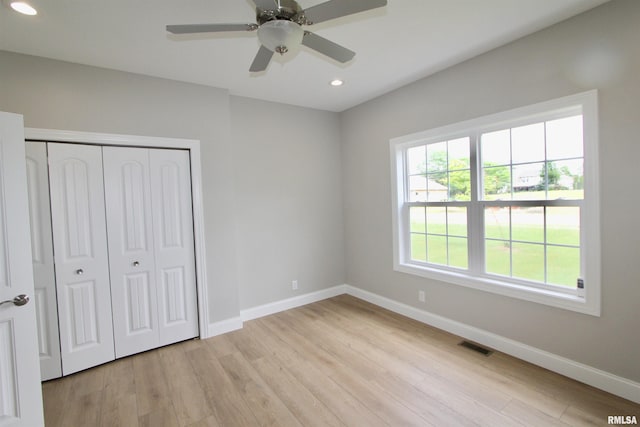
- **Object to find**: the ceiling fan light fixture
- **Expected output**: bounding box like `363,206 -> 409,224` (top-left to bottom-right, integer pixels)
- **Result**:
6,0 -> 37,15
257,20 -> 303,54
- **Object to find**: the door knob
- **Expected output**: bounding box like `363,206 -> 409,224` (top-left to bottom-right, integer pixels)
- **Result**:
132,261 -> 140,267
0,294 -> 30,307
76,269 -> 84,275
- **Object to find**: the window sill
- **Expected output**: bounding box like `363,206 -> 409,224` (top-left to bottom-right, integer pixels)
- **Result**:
395,261 -> 600,316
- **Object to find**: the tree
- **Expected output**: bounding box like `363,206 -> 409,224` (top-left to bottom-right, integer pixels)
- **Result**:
449,158 -> 471,200
541,162 -> 561,189
483,163 -> 510,196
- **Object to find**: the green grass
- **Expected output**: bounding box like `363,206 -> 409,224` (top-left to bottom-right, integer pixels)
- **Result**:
410,223 -> 580,288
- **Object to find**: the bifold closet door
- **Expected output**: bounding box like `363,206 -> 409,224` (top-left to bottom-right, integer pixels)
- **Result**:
25,142 -> 61,380
103,147 -> 159,358
47,143 -> 115,375
150,149 -> 198,346
104,147 -> 198,358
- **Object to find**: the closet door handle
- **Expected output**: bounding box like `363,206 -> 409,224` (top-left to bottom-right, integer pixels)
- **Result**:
132,261 -> 140,267
75,269 -> 84,275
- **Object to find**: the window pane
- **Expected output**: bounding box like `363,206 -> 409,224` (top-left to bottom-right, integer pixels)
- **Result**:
513,162 -> 546,200
547,207 -> 580,246
547,159 -> 584,200
427,235 -> 447,265
427,174 -> 448,201
485,207 -> 510,240
448,137 -> 470,170
408,175 -> 427,202
410,233 -> 426,262
512,242 -> 544,282
407,145 -> 426,175
486,239 -> 510,276
546,115 -> 583,160
447,207 -> 467,237
482,129 -> 511,166
512,206 -> 543,243
427,141 -> 447,172
426,207 -> 446,234
409,207 -> 426,233
512,123 -> 545,164
483,166 -> 511,200
449,237 -> 468,269
449,169 -> 471,201
547,246 -> 580,287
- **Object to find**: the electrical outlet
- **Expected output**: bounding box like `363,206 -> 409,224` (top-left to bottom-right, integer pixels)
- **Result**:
292,280 -> 298,291
418,290 -> 426,303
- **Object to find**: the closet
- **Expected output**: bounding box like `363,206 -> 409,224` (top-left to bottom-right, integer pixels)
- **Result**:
26,141 -> 199,379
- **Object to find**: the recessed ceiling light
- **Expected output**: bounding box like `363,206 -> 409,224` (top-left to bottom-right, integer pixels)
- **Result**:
330,79 -> 344,87
7,1 -> 37,15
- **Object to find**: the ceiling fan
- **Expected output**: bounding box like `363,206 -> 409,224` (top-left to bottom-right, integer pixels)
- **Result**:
166,0 -> 387,72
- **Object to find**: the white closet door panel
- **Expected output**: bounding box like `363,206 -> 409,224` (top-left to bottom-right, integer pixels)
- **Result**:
103,147 -> 159,358
25,142 -> 61,380
150,149 -> 198,345
48,143 -> 114,375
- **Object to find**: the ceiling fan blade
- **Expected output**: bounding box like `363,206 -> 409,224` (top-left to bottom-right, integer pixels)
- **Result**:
251,0 -> 277,11
302,0 -> 387,25
166,23 -> 256,34
301,32 -> 355,63
250,45 -> 274,72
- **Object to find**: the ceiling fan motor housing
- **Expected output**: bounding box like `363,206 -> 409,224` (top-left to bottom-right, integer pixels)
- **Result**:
256,0 -> 305,25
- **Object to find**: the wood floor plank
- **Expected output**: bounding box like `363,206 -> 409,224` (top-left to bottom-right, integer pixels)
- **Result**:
158,344 -> 214,426
186,346 -> 259,427
266,311 -> 432,426
100,392 -> 139,427
258,316 -> 389,427
132,349 -> 173,417
250,355 -> 345,427
67,362 -> 108,401
57,390 -> 103,427
371,372 -> 479,427
502,399 -> 572,427
185,415 -> 222,427
42,375 -> 73,427
41,295 -> 640,427
218,351 -> 303,427
138,404 -> 180,427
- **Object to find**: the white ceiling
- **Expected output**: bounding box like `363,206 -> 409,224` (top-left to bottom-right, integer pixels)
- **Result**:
0,0 -> 610,112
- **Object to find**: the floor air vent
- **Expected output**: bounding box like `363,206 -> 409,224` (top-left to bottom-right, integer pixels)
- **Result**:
458,340 -> 493,356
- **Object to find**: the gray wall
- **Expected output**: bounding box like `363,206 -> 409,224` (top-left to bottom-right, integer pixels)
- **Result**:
230,96 -> 344,308
341,0 -> 640,382
0,50 -> 346,323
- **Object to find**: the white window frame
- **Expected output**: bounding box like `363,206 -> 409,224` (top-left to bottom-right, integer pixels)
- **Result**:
390,91 -> 600,316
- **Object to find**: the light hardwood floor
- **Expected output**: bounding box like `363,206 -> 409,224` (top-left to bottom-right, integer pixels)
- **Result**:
42,295 -> 639,426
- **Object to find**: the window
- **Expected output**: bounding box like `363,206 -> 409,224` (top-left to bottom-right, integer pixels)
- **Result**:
391,91 -> 600,315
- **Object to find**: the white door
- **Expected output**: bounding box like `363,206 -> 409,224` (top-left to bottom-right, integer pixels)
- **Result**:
150,149 -> 198,345
103,146 -> 160,358
25,142 -> 62,380
47,143 -> 115,375
0,112 -> 44,426
105,147 -> 198,355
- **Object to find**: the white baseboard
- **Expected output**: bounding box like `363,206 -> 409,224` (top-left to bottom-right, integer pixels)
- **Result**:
343,284 -> 640,404
240,285 -> 347,321
207,316 -> 243,337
